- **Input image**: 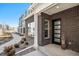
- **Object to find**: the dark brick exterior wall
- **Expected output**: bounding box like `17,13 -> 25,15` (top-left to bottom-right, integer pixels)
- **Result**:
51,5 -> 79,52
38,13 -> 52,46
38,5 -> 79,52
38,15 -> 43,46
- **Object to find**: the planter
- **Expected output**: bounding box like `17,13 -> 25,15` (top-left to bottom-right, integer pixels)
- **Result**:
61,33 -> 67,49
61,44 -> 66,49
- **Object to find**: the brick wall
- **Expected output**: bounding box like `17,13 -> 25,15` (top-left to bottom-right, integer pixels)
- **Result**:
39,5 -> 79,52
51,5 -> 79,52
38,13 -> 52,46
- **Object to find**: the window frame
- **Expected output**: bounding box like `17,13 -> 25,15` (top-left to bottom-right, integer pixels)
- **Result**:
44,19 -> 50,39
27,22 -> 35,38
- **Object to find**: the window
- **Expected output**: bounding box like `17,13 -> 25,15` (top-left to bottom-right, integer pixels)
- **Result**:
44,19 -> 49,39
28,22 -> 35,37
23,28 -> 25,33
21,28 -> 22,33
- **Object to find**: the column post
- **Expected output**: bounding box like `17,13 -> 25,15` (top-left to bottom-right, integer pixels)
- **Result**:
34,13 -> 39,49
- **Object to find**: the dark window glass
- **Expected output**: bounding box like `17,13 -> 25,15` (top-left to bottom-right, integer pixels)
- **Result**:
23,28 -> 25,33
45,30 -> 48,37
21,28 -> 22,33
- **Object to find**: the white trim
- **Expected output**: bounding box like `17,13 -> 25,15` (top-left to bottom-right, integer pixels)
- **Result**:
34,13 -> 39,49
15,45 -> 34,55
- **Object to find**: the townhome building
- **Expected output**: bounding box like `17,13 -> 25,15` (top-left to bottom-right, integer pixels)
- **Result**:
20,3 -> 79,52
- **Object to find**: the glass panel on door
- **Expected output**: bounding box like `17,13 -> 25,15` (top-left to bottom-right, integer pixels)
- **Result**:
53,19 -> 61,44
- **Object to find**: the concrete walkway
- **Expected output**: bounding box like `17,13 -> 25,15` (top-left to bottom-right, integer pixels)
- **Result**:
0,33 -> 22,54
39,44 -> 79,56
23,50 -> 46,56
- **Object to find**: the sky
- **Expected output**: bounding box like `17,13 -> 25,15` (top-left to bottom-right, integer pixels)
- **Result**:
0,3 -> 31,27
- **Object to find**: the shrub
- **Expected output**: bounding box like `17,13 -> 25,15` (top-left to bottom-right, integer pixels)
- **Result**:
20,40 -> 24,44
4,46 -> 9,53
14,44 -> 19,48
4,45 -> 13,53
25,42 -> 28,45
7,49 -> 15,56
23,38 -> 26,41
4,45 -> 15,56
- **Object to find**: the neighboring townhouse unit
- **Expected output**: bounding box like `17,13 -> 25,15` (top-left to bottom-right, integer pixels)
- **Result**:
18,14 -> 26,36
22,3 -> 79,52
0,24 -> 3,35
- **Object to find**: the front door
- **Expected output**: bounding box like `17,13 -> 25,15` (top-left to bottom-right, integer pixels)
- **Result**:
52,19 -> 61,45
